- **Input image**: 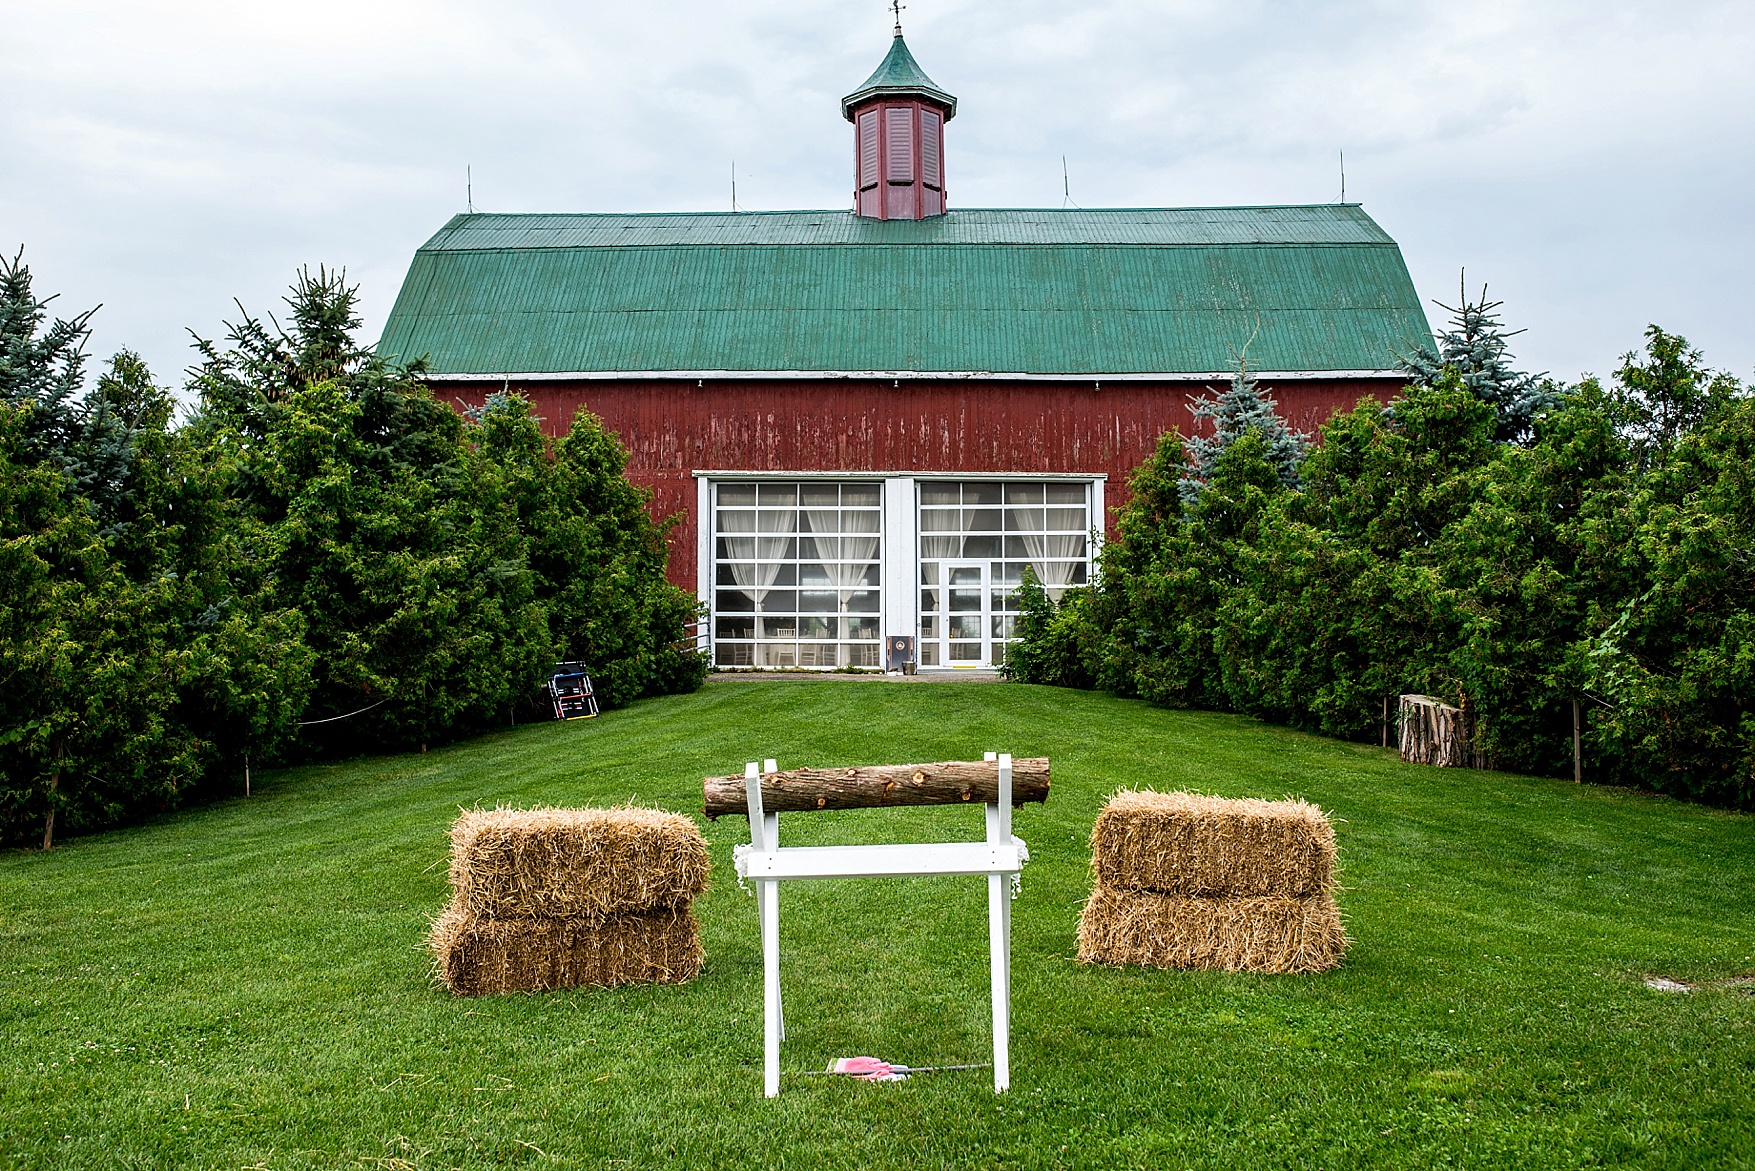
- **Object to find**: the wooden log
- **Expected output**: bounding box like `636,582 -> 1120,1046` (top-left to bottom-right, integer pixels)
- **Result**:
704,758 -> 1050,819
1400,694 -> 1458,766
1398,694 -> 1495,770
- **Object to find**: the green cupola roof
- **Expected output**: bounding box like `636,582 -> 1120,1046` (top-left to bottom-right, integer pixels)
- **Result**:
841,31 -> 957,121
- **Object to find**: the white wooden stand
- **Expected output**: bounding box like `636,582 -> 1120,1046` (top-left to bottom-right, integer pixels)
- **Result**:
733,752 -> 1027,1097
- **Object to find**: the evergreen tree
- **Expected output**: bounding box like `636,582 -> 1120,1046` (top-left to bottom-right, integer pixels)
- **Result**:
1400,274 -> 1558,443
1610,325 -> 1738,472
1427,377 -> 1635,770
2,256 -> 703,845
997,566 -> 1095,688
187,299 -> 547,753
0,250 -> 134,519
0,258 -> 310,847
186,269 -> 704,754
1584,379 -> 1754,806
520,405 -> 708,706
1178,358 -> 1309,505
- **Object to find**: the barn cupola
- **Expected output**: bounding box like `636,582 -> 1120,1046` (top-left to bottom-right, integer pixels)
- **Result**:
842,21 -> 956,220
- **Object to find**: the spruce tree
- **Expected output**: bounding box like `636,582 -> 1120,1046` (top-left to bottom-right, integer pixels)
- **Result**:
0,250 -> 134,519
1178,358 -> 1309,505
1400,274 -> 1558,443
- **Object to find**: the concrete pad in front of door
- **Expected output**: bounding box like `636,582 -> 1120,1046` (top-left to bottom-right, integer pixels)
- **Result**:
708,670 -> 1004,683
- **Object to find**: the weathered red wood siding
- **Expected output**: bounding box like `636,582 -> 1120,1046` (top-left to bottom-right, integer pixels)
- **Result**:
433,377 -> 1399,590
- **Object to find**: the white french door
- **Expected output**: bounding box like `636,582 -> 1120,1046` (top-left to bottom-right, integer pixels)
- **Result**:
943,561 -> 992,667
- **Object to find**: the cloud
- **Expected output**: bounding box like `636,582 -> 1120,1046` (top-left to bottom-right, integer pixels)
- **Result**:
2,0 -> 1750,394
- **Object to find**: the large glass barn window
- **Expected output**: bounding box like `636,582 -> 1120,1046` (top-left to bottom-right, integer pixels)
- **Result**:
713,482 -> 883,668
917,481 -> 1090,668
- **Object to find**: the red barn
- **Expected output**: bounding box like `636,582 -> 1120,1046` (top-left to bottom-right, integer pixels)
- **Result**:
380,28 -> 1431,672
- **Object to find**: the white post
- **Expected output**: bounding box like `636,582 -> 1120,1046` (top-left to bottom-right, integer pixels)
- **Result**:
762,759 -> 783,1043
746,762 -> 782,1098
762,868 -> 781,1098
745,761 -> 766,848
997,752 -> 1013,842
985,752 -> 1012,1093
696,475 -> 714,657
883,477 -> 918,657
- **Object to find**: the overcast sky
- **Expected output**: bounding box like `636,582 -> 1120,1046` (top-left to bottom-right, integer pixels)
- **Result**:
4,0 -> 1752,398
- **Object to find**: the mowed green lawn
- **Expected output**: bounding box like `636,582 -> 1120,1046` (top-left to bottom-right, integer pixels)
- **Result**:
2,681 -> 1753,1170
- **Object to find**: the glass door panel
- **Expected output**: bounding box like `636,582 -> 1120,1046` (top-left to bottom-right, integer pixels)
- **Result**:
944,562 -> 989,665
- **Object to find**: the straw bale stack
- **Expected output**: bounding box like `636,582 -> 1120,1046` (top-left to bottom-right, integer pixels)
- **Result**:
430,907 -> 703,997
1077,790 -> 1346,974
430,807 -> 709,995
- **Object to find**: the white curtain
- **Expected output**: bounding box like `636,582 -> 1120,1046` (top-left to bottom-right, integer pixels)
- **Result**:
822,562 -> 876,587
1020,534 -> 1085,587
841,510 -> 880,534
758,510 -> 798,533
801,509 -> 840,535
724,561 -> 786,589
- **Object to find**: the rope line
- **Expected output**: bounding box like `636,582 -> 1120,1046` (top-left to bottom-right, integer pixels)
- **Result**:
297,699 -> 389,727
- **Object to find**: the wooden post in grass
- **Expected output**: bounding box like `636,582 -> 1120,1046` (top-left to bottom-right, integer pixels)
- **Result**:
42,764 -> 58,851
245,754 -> 251,798
1572,700 -> 1582,784
1381,695 -> 1389,749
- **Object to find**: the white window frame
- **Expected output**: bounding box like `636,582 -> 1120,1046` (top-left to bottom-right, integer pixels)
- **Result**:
702,474 -> 887,671
694,472 -> 1105,672
913,475 -> 1106,671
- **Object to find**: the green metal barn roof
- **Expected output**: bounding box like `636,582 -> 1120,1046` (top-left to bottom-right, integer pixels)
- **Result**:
378,205 -> 1431,378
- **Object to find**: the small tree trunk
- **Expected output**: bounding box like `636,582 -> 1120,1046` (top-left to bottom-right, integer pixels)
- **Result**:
1381,695 -> 1389,748
42,766 -> 59,851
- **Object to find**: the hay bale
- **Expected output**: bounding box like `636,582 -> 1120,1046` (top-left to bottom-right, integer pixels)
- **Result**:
1079,790 -> 1348,975
447,806 -> 710,921
1090,790 -> 1335,897
430,908 -> 705,996
1076,888 -> 1346,974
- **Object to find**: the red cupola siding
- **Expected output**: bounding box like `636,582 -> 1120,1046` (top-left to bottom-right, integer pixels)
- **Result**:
380,28 -> 1432,672
843,29 -> 955,220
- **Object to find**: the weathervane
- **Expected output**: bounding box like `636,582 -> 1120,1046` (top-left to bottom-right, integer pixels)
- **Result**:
891,0 -> 905,34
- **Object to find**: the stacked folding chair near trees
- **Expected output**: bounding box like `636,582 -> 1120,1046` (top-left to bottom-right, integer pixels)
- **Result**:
430,807 -> 710,995
1077,791 -> 1347,974
547,662 -> 600,721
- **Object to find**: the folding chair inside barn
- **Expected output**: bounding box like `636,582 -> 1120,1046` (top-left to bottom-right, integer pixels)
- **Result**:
708,753 -> 1050,1096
